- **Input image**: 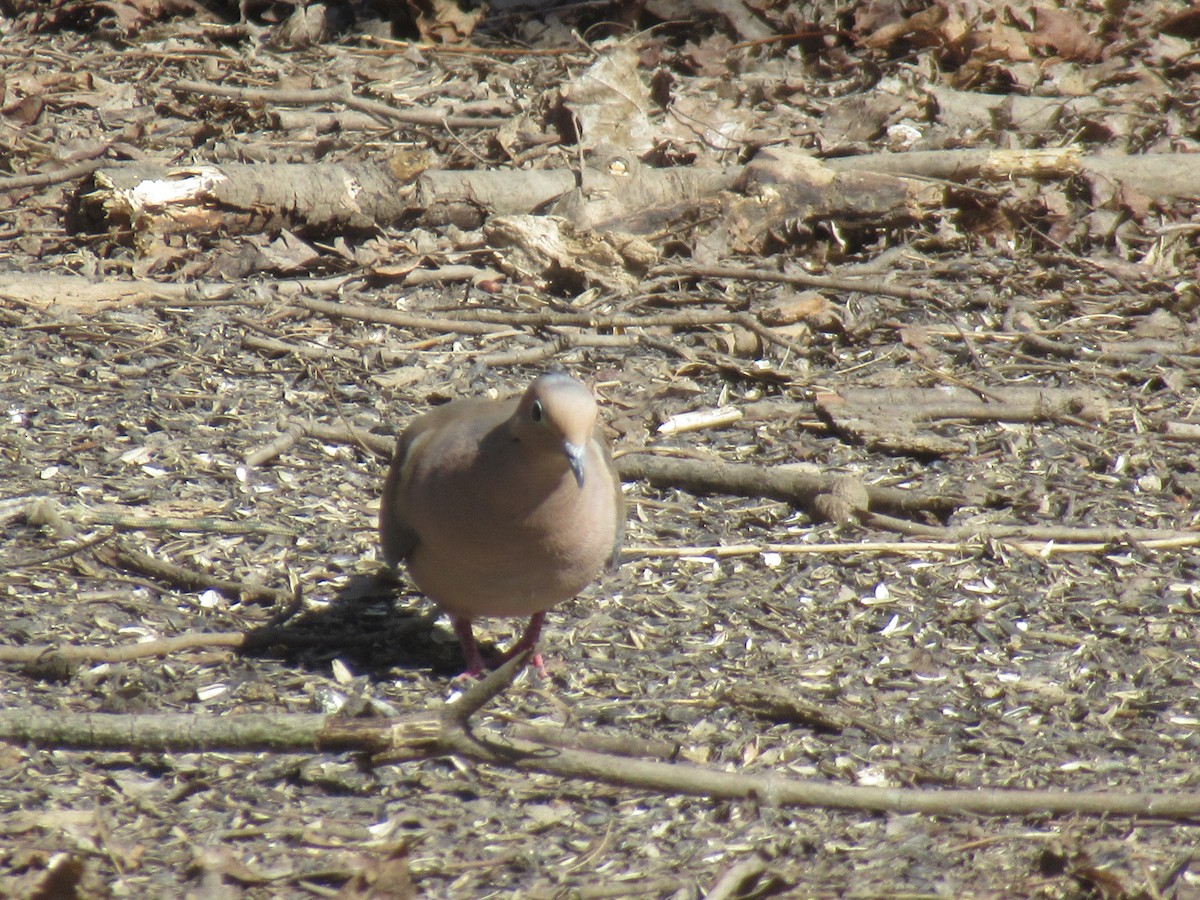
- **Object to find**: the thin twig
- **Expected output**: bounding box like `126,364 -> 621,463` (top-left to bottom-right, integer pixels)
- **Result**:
0,158 -> 114,193
9,529 -> 116,569
96,542 -> 294,606
294,295 -> 806,356
625,533 -> 1200,559
15,494 -> 295,537
652,262 -> 934,302
171,79 -> 512,130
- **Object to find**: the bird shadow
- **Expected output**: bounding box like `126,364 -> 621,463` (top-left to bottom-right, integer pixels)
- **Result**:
238,570 -> 464,681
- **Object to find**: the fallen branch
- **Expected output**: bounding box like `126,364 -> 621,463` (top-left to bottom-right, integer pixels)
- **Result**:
0,632 -> 248,667
814,384 -> 1108,456
0,158 -> 117,194
617,453 -> 960,521
652,262 -> 932,303
0,272 -> 231,314
12,495 -> 295,537
171,79 -> 513,130
0,615 -> 438,670
104,541 -> 294,606
704,859 -> 769,900
71,161 -> 416,244
2,654 -> 1199,819
828,146 -> 1200,203
299,419 -> 392,458
12,496 -> 295,606
295,296 -> 510,335
295,296 -> 807,357
240,328 -> 638,378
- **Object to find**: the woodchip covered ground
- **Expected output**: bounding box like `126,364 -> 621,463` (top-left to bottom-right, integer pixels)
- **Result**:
3,1 -> 1200,897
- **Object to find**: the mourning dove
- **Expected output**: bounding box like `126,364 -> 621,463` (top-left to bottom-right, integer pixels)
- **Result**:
379,371 -> 624,678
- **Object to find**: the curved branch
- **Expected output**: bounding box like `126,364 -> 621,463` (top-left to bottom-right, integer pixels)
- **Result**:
2,687 -> 1199,819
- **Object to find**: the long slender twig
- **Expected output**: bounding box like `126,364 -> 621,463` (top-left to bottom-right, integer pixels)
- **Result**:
171,79 -> 512,130
625,533 -> 1200,559
293,296 -> 807,355
652,262 -> 934,302
0,158 -> 115,193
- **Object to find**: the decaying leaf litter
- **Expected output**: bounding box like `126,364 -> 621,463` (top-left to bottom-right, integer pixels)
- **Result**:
3,0 -> 1200,896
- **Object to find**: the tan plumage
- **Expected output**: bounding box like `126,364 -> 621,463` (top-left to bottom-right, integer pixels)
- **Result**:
379,371 -> 623,677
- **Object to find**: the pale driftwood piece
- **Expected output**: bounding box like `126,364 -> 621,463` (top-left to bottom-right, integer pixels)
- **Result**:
1084,154 -> 1200,201
550,151 -> 742,232
482,215 -> 658,293
829,147 -> 1200,202
241,333 -> 362,367
20,496 -> 295,605
0,632 -> 248,667
862,513 -> 1200,548
71,162 -> 414,244
3,654 -> 1200,819
97,542 -> 293,606
830,147 -> 1082,181
626,532 -> 1200,559
398,264 -> 504,286
287,420 -> 950,521
729,146 -> 943,236
1162,422 -> 1200,441
657,406 -> 744,435
67,150 -> 926,250
0,272 -> 230,313
240,326 -> 433,371
417,169 -> 576,227
505,724 -> 680,760
1094,338 -> 1200,363
66,147 -> 1200,257
244,422 -> 306,467
271,109 -> 389,132
19,495 -> 294,538
815,385 -> 1109,457
0,272 -> 384,315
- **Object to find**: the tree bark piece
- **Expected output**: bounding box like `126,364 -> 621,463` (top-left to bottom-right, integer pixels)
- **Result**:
828,147 -> 1200,202
617,453 -> 961,521
66,148 -> 1200,255
69,162 -> 413,247
815,385 -> 1108,457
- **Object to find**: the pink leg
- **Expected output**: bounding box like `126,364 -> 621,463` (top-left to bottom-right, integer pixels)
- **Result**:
498,612 -> 548,678
451,616 -> 486,679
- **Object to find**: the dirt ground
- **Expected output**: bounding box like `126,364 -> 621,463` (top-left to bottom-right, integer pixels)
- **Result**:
4,1 -> 1200,897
